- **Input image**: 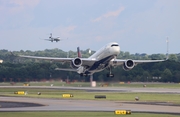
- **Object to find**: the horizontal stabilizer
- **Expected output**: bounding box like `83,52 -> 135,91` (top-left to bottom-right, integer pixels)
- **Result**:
55,68 -> 77,72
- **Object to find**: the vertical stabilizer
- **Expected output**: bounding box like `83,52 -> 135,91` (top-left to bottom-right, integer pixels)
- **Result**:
77,47 -> 82,58
49,33 -> 52,38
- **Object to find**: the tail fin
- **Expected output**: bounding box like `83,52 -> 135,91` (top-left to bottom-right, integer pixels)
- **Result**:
77,47 -> 82,58
49,33 -> 52,38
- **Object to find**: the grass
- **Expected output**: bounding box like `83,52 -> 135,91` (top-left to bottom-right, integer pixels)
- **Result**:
0,112 -> 179,117
0,87 -> 180,104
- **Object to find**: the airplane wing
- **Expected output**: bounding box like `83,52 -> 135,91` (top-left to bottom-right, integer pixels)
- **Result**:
18,55 -> 97,66
55,68 -> 77,71
18,54 -> 167,66
110,58 -> 167,66
43,38 -> 53,42
18,55 -> 73,62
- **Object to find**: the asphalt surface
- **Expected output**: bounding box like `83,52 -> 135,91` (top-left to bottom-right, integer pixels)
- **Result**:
0,97 -> 180,114
0,101 -> 43,108
1,86 -> 180,93
0,86 -> 180,114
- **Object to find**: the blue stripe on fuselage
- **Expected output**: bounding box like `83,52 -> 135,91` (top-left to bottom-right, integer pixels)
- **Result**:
85,55 -> 115,74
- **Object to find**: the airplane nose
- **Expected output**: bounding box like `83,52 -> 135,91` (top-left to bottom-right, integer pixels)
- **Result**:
111,46 -> 120,55
115,46 -> 120,55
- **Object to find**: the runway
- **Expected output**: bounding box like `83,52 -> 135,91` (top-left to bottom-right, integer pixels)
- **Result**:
0,86 -> 180,114
0,96 -> 180,114
1,86 -> 180,93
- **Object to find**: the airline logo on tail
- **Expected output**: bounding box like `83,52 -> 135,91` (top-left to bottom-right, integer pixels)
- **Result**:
77,47 -> 82,58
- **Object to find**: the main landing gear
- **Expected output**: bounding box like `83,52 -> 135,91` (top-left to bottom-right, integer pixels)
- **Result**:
80,73 -> 88,77
106,74 -> 114,77
106,66 -> 114,77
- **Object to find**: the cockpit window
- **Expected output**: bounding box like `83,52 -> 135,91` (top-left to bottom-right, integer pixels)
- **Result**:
111,44 -> 119,47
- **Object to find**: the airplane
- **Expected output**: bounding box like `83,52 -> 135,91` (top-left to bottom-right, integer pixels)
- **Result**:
44,33 -> 61,42
17,41 -> 169,77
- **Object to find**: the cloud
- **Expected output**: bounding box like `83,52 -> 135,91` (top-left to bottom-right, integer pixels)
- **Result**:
53,25 -> 77,38
9,0 -> 40,7
0,0 -> 40,14
0,0 -> 40,28
65,25 -> 77,32
94,36 -> 103,41
92,6 -> 125,22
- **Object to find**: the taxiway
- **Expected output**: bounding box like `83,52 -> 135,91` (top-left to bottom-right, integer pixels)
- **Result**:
0,96 -> 180,114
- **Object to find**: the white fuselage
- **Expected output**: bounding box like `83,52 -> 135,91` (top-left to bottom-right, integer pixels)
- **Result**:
89,42 -> 120,60
86,42 -> 120,74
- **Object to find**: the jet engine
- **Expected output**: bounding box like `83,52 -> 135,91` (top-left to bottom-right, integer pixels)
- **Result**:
71,57 -> 82,68
123,59 -> 135,71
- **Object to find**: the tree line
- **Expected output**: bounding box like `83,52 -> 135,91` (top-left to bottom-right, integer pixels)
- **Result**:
0,49 -> 180,82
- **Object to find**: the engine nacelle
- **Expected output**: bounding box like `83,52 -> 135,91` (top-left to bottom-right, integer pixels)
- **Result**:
71,57 -> 82,68
123,59 -> 135,71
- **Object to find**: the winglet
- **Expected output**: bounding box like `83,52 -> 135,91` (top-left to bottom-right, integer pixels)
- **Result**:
166,37 -> 169,60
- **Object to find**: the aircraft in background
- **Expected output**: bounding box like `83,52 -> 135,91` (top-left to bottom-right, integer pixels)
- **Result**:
18,41 -> 169,77
44,33 -> 61,42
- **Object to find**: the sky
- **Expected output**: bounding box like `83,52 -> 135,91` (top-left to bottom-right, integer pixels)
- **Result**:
0,0 -> 180,54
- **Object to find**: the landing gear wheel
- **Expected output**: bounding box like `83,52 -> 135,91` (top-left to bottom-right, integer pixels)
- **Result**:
110,74 -> 114,77
107,74 -> 114,78
80,73 -> 88,77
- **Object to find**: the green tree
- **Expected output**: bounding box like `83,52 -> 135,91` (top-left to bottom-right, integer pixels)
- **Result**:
169,54 -> 178,61
161,68 -> 172,82
142,71 -> 150,82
